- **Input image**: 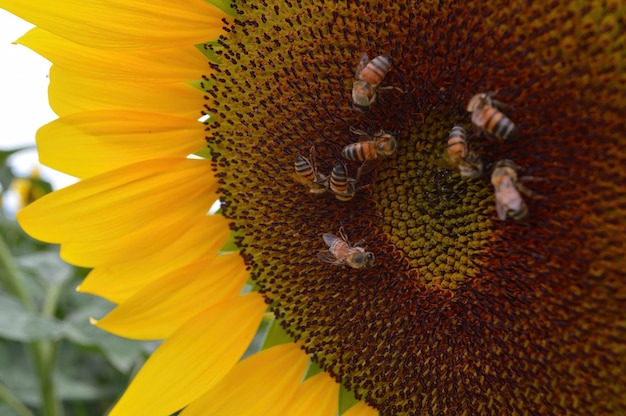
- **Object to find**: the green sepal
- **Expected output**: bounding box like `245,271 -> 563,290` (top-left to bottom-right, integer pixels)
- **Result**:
195,41 -> 222,64
205,0 -> 238,18
339,383 -> 360,415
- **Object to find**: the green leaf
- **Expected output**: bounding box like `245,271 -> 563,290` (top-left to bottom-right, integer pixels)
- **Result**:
0,215 -> 47,254
0,361 -> 36,416
91,331 -> 152,374
53,372 -> 112,402
16,251 -> 74,288
53,347 -> 136,401
0,403 -> 27,416
0,343 -> 40,407
0,148 -> 31,167
63,295 -> 152,373
0,165 -> 15,193
0,294 -> 65,342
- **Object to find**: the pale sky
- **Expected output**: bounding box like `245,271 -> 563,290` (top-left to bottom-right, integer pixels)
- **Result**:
0,9 -> 77,197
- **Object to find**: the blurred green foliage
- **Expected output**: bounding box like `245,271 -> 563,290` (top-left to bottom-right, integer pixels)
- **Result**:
0,149 -> 154,416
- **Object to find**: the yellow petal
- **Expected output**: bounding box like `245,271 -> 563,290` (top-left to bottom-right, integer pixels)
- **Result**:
78,215 -> 230,304
64,214 -> 226,271
37,110 -> 205,178
282,372 -> 340,416
343,401 -> 379,416
109,293 -> 267,416
0,0 -> 227,50
17,28 -> 209,83
48,67 -> 203,118
17,158 -> 215,245
63,211 -> 227,269
93,254 -> 248,340
181,343 -> 310,416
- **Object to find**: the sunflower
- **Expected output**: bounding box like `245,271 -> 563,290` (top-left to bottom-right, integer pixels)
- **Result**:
3,0 -> 626,414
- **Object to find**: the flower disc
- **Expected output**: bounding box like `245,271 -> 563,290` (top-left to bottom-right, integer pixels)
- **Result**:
205,0 -> 626,413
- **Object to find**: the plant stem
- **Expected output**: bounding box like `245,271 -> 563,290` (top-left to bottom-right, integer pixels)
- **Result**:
0,231 -> 35,312
40,284 -> 63,416
0,234 -> 63,416
0,382 -> 34,416
30,342 -> 62,416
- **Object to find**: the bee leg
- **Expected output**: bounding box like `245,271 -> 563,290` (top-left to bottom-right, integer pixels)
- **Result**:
378,85 -> 405,94
353,239 -> 366,248
349,126 -> 369,136
348,180 -> 359,199
317,174 -> 330,191
515,182 -> 542,199
338,226 -> 349,242
308,145 -> 320,176
357,183 -> 373,198
355,163 -> 365,183
357,160 -> 379,180
516,173 -> 546,199
519,175 -> 546,183
349,127 -> 374,143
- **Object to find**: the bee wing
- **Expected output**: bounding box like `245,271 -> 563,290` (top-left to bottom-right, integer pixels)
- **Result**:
355,53 -> 369,78
317,250 -> 343,265
356,160 -> 380,180
322,233 -> 340,247
494,175 -> 514,220
495,197 -> 508,221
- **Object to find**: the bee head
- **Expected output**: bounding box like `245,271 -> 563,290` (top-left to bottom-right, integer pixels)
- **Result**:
352,102 -> 371,113
353,251 -> 375,269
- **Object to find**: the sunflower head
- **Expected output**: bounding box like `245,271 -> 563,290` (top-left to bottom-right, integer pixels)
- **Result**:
8,0 -> 626,413
203,0 -> 626,413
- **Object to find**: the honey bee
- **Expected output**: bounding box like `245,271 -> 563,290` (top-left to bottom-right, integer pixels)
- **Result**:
352,53 -> 392,111
491,159 -> 531,221
293,147 -> 328,194
457,156 -> 483,179
342,129 -> 398,161
444,125 -> 468,165
318,227 -> 375,269
466,93 -> 517,140
443,125 -> 483,179
329,162 -> 359,201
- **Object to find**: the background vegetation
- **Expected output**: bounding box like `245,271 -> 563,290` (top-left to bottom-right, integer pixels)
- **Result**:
0,148 -> 153,416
